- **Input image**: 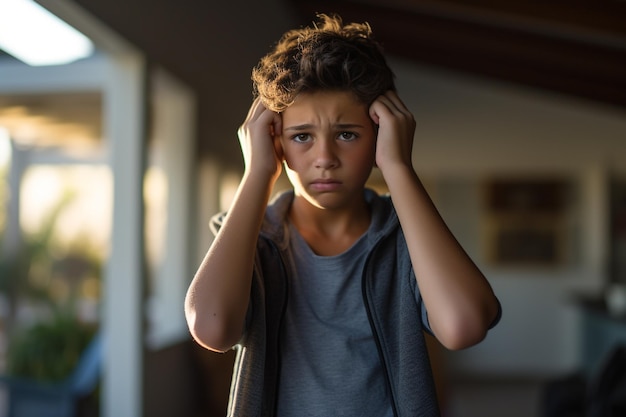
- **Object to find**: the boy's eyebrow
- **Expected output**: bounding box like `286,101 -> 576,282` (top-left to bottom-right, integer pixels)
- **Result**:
283,123 -> 366,131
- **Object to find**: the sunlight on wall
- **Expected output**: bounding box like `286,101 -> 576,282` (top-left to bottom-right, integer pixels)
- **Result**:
0,133 -> 110,324
0,128 -> 11,167
144,166 -> 167,268
20,165 -> 112,252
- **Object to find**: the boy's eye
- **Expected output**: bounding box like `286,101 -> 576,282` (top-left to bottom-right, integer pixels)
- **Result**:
338,132 -> 357,141
291,133 -> 311,143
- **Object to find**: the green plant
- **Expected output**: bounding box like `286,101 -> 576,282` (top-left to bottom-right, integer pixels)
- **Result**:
0,189 -> 102,338
6,309 -> 96,382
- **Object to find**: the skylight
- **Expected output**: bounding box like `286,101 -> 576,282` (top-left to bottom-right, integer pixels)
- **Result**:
0,0 -> 94,66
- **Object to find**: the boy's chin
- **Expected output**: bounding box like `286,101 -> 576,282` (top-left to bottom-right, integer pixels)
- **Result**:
294,190 -> 365,212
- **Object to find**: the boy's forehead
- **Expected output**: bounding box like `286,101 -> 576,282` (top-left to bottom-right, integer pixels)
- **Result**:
282,91 -> 368,120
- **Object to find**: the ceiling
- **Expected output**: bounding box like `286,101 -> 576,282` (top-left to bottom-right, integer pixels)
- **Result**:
70,0 -> 626,108
291,0 -> 626,108
0,0 -> 624,152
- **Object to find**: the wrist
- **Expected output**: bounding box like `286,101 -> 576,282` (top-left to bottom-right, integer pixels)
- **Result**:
379,160 -> 414,183
242,164 -> 280,190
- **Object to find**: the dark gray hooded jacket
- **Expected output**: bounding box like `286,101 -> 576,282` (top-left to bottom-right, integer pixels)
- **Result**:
211,189 -> 442,417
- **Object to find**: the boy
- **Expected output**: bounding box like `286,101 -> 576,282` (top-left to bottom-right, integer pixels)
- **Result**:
185,14 -> 500,417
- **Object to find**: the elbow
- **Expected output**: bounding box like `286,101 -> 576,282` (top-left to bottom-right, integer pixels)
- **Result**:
185,308 -> 242,353
437,323 -> 488,351
432,307 -> 496,351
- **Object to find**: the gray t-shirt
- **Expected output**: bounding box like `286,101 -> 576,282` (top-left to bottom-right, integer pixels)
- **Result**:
276,222 -> 394,417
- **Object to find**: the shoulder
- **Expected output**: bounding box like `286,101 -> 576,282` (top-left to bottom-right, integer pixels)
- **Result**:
208,190 -> 294,239
365,189 -> 399,238
261,190 -> 294,244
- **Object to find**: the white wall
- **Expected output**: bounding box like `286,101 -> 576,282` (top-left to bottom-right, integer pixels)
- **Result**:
389,58 -> 626,377
145,69 -> 196,349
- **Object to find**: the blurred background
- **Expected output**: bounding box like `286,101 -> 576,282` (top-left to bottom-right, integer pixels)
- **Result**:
0,0 -> 625,416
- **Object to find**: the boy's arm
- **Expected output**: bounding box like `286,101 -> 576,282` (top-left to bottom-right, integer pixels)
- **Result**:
185,99 -> 282,352
370,91 -> 500,351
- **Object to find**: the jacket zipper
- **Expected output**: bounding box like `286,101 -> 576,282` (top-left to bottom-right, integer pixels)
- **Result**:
269,241 -> 290,417
361,243 -> 400,417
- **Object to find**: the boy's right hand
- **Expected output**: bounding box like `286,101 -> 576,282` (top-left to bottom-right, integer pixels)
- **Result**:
237,98 -> 283,183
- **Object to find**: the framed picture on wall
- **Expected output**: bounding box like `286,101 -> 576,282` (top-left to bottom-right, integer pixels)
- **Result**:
483,178 -> 570,266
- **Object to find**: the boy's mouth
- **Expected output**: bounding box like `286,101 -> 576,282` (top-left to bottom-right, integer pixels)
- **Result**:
310,178 -> 342,192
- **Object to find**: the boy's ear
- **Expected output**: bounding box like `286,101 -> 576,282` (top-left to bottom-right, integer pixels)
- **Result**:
273,137 -> 285,162
272,112 -> 283,135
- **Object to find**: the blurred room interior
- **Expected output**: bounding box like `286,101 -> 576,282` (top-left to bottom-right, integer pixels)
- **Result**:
0,0 -> 625,416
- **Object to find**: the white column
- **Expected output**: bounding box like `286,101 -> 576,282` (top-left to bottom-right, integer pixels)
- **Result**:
102,53 -> 146,417
146,69 -> 196,349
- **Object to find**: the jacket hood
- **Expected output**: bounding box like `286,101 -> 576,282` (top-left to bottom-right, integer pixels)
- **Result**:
259,189 -> 401,250
210,189 -> 401,250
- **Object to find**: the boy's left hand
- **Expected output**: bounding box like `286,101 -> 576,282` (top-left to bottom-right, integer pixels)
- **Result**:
369,90 -> 416,173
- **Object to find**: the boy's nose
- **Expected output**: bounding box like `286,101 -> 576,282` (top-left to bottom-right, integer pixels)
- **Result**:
314,139 -> 339,169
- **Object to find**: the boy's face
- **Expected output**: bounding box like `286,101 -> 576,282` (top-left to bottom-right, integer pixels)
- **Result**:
280,90 -> 376,211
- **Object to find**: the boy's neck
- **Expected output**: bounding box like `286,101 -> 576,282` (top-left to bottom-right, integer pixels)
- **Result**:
288,195 -> 371,256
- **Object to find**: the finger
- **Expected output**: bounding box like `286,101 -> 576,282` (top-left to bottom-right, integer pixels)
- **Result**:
244,97 -> 262,122
384,91 -> 411,115
369,106 -> 381,125
369,96 -> 394,123
255,106 -> 280,137
369,98 -> 386,124
376,92 -> 405,116
247,98 -> 275,127
250,100 -> 269,123
378,93 -> 398,111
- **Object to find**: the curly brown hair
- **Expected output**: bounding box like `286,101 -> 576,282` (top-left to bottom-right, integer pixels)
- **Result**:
252,14 -> 396,112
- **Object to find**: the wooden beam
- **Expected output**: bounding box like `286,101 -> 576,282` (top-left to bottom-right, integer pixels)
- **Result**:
291,0 -> 626,108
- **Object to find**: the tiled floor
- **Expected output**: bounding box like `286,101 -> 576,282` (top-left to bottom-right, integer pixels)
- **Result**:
444,379 -> 546,417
